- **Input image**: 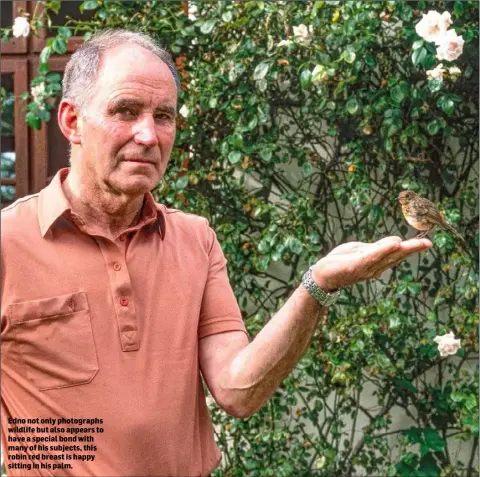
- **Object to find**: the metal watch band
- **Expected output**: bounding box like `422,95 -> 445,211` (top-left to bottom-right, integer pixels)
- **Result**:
301,266 -> 341,307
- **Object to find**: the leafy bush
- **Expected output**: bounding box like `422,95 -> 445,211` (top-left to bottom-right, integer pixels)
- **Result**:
2,1 -> 478,476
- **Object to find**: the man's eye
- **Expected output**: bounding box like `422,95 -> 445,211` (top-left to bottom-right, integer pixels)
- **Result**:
117,108 -> 135,116
155,114 -> 170,120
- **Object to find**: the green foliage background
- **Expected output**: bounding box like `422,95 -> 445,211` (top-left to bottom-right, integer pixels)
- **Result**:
2,1 -> 478,476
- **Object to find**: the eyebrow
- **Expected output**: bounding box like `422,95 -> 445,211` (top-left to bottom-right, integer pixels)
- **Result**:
109,98 -> 177,116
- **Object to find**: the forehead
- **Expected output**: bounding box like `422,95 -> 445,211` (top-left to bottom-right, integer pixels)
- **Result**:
94,44 -> 177,102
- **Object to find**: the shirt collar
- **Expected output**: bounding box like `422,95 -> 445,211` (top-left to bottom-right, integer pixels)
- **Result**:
38,167 -> 166,240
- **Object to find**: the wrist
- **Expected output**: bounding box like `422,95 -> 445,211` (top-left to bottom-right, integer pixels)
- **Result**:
301,266 -> 341,307
310,265 -> 337,294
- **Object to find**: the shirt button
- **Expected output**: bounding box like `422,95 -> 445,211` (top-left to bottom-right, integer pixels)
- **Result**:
113,261 -> 121,271
120,297 -> 129,306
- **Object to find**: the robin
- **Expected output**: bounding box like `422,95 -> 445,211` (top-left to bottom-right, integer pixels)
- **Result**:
398,190 -> 467,245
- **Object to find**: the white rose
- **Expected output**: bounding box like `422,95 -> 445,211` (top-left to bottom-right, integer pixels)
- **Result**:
438,11 -> 453,34
293,24 -> 313,42
12,16 -> 30,38
433,331 -> 461,357
31,83 -> 46,104
415,10 -> 451,44
448,66 -> 461,80
426,63 -> 446,81
314,456 -> 327,470
188,2 -> 197,21
277,39 -> 293,48
312,64 -> 328,84
179,105 -> 189,118
436,30 -> 465,61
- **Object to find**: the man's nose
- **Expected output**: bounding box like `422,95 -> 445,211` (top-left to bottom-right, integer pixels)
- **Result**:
133,115 -> 158,148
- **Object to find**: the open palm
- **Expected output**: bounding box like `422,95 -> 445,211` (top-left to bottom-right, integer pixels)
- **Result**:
311,236 -> 432,292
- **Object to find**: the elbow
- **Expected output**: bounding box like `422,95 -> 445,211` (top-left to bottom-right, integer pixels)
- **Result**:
222,403 -> 255,419
217,391 -> 262,419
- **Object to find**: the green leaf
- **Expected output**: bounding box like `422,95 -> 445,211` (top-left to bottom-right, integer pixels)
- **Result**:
47,1 -> 61,14
39,46 -> 51,64
302,162 -> 313,177
365,55 -> 376,68
397,282 -> 407,294
390,85 -> 406,104
58,26 -> 72,38
38,109 -> 51,121
428,79 -> 442,93
343,50 -> 356,64
222,11 -> 233,22
259,149 -> 272,162
26,112 -> 41,129
433,234 -> 447,248
346,98 -> 359,115
247,116 -> 258,131
384,117 -> 403,137
351,340 -> 364,352
437,96 -> 454,115
38,62 -> 50,74
454,1 -> 464,17
254,61 -> 270,81
228,151 -> 242,165
419,453 -> 442,476
412,39 -> 424,50
412,47 -> 427,66
81,0 -> 98,11
384,137 -> 392,152
52,37 -> 67,54
427,120 -> 440,136
175,175 -> 189,190
395,378 -> 417,393
258,239 -> 270,254
46,72 -> 62,83
286,236 -> 303,254
200,19 -> 216,34
423,429 -> 446,452
300,69 -> 312,89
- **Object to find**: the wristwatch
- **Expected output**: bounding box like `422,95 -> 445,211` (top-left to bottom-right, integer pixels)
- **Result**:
302,266 -> 341,307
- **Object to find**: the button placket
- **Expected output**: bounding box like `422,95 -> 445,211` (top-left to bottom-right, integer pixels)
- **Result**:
96,240 -> 140,351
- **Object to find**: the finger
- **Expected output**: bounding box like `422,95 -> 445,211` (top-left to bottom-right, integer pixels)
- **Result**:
398,237 -> 432,253
367,244 -> 430,277
364,236 -> 403,262
375,236 -> 403,246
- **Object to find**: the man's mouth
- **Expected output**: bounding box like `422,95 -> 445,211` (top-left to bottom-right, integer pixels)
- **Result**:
124,159 -> 154,164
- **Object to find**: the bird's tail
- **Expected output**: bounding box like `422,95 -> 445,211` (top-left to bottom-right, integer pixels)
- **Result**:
443,222 -> 467,246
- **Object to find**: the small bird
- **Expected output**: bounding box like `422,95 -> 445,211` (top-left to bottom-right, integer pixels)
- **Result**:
398,190 -> 467,245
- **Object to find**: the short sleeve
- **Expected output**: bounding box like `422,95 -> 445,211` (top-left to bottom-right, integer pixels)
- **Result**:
198,223 -> 249,340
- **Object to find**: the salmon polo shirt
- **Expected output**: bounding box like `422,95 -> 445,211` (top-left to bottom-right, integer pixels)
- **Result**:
1,167 -> 248,477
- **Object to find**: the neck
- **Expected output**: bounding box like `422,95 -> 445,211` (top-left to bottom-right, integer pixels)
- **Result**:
62,169 -> 144,237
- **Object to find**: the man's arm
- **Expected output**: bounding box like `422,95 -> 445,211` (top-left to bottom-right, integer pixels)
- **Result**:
199,236 -> 432,418
199,284 -> 325,418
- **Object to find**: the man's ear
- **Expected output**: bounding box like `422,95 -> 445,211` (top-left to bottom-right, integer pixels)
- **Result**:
57,99 -> 82,145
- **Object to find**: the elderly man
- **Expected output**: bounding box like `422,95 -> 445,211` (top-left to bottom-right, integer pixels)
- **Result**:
1,29 -> 431,477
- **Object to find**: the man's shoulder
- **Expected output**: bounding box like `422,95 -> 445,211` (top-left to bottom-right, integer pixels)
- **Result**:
156,203 -> 209,228
1,193 -> 40,226
154,203 -> 214,246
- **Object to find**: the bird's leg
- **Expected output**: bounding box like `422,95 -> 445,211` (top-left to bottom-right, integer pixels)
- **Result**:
415,226 -> 435,239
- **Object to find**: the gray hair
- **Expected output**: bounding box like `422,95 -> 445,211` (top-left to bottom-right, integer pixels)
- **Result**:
62,29 -> 181,112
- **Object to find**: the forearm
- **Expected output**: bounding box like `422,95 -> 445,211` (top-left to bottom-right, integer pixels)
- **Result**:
220,284 -> 327,417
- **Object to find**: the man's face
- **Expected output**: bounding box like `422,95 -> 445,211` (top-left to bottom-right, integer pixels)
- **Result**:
75,44 -> 177,197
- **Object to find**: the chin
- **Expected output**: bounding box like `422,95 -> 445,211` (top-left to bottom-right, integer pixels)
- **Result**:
117,175 -> 159,195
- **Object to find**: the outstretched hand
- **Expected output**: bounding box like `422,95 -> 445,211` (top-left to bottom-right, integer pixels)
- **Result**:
311,236 -> 432,292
